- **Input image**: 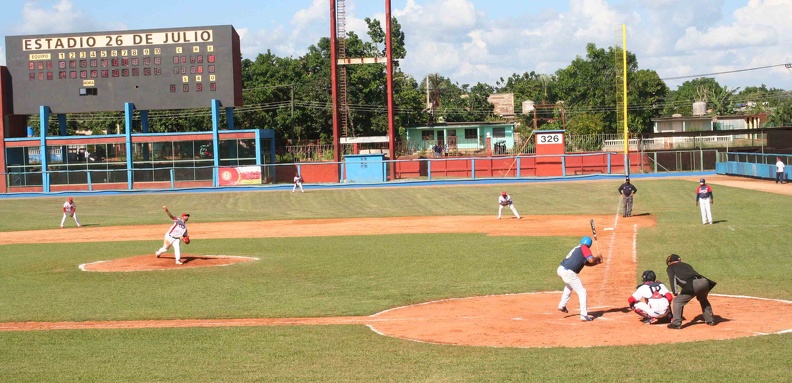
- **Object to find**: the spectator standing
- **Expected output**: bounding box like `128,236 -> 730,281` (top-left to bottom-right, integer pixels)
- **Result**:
776,157 -> 785,184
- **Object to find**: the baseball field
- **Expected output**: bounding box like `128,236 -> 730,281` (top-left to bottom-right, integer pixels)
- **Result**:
1,175 -> 791,382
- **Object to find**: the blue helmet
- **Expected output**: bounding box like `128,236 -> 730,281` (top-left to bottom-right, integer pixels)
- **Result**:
580,236 -> 593,247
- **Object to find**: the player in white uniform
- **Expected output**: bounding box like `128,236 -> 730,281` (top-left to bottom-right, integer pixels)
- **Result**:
292,173 -> 304,193
497,191 -> 521,219
154,206 -> 190,265
60,197 -> 81,228
628,270 -> 673,324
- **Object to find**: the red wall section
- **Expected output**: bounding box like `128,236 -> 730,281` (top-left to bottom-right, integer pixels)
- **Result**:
276,163 -> 339,183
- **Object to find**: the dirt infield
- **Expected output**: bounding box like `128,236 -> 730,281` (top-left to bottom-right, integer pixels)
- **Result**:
2,174 -> 791,347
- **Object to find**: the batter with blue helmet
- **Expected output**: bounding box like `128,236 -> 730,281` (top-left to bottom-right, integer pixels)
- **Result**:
557,236 -> 603,321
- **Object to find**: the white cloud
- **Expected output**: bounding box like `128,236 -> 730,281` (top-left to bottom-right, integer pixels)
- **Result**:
0,45 -> 5,66
291,0 -> 327,29
675,24 -> 777,51
14,0 -> 124,35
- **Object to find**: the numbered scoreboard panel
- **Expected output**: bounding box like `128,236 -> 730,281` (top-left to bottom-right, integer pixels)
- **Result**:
4,25 -> 243,114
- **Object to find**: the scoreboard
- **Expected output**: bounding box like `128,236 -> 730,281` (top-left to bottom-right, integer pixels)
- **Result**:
4,25 -> 243,115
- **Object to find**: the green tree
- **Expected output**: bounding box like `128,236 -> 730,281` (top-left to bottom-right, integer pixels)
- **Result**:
766,97 -> 792,127
553,43 -> 665,133
661,77 -> 722,116
627,69 -> 668,133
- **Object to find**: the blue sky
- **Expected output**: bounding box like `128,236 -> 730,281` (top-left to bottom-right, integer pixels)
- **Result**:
2,0 -> 792,92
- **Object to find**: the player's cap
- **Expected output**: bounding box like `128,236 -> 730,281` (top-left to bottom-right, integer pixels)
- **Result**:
501,191 -> 507,197
181,213 -> 190,218
699,178 -> 705,184
625,177 -> 630,182
666,254 -> 681,265
68,197 -> 73,202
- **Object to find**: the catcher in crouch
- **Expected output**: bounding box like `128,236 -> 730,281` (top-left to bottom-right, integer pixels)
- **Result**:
497,191 -> 521,219
628,270 -> 673,324
154,206 -> 190,265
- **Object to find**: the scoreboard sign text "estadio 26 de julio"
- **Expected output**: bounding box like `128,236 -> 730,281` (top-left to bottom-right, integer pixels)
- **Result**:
4,25 -> 243,114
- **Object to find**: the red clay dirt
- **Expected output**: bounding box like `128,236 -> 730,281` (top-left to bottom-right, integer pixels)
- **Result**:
1,174 -> 791,347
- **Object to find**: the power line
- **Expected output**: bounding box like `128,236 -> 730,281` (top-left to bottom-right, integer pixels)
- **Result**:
660,63 -> 790,81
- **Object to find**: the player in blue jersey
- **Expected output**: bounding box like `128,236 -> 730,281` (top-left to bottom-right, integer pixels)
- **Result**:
557,236 -> 603,321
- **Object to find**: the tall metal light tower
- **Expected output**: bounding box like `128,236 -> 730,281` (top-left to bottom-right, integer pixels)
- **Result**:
329,0 -> 396,179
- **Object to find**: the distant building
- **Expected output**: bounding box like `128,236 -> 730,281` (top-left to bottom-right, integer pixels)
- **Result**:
652,113 -> 768,133
404,122 -> 517,155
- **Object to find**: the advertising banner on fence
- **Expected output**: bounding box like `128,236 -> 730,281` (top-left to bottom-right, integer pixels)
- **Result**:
219,166 -> 261,186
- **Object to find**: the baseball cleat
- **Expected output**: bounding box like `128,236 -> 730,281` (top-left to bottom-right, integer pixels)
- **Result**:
580,315 -> 594,321
175,260 -> 183,265
705,320 -> 716,326
558,307 -> 568,313
667,322 -> 682,329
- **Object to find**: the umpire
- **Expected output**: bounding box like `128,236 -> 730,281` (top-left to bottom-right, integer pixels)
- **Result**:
618,177 -> 638,217
665,254 -> 717,329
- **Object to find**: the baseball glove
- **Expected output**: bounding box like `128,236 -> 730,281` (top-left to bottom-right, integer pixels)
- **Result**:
182,236 -> 190,244
69,213 -> 74,217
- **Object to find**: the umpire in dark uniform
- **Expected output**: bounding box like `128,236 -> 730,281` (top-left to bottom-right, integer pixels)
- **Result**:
665,254 -> 717,329
618,177 -> 638,217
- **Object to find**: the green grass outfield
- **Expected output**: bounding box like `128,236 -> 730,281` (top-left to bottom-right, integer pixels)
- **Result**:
1,179 -> 791,382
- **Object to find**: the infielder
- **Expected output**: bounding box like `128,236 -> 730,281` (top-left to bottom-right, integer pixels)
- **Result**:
497,191 -> 521,219
695,178 -> 714,224
556,236 -> 603,321
154,206 -> 190,265
60,197 -> 81,228
617,177 -> 637,217
628,270 -> 673,324
293,173 -> 304,193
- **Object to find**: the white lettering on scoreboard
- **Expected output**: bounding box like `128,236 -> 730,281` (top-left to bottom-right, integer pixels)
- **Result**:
21,30 -> 214,51
537,133 -> 563,144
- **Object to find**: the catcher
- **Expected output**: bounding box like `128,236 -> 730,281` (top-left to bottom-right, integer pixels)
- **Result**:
154,206 -> 190,265
60,197 -> 81,228
628,270 -> 673,324
497,191 -> 521,219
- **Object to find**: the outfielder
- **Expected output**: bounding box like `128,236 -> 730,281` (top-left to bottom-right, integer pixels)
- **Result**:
60,197 -> 81,228
695,178 -> 714,224
556,236 -> 603,321
497,191 -> 521,219
628,270 -> 673,324
292,173 -> 304,193
154,206 -> 190,265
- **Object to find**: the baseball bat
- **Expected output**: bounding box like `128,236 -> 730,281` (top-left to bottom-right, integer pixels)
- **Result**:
589,219 -> 601,255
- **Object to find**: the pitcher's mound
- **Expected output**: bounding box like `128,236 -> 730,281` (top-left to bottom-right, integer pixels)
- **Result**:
80,255 -> 257,272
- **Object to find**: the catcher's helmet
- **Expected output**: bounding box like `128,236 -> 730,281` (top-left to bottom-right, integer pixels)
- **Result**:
641,270 -> 656,283
580,236 -> 593,247
700,178 -> 706,184
501,191 -> 507,197
666,254 -> 681,265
